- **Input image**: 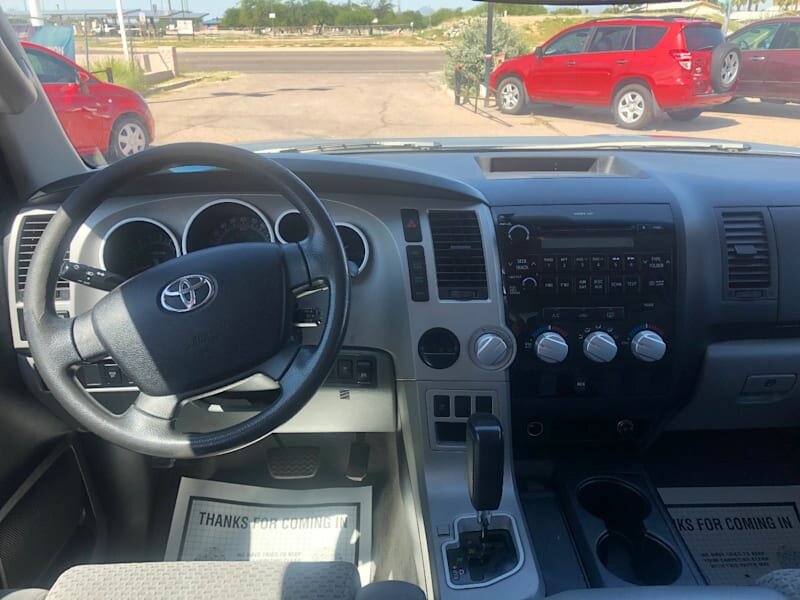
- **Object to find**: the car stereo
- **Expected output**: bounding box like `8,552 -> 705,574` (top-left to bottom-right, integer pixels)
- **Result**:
495,204 -> 676,404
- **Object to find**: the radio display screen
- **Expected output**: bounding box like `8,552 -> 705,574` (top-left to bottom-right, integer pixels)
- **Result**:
540,236 -> 634,249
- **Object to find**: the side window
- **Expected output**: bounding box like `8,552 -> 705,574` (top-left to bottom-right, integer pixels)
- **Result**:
588,27 -> 633,53
729,23 -> 781,51
635,26 -> 668,50
773,23 -> 800,49
544,28 -> 592,56
25,49 -> 76,84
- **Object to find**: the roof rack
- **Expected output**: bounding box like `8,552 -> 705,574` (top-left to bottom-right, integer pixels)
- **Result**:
588,14 -> 709,22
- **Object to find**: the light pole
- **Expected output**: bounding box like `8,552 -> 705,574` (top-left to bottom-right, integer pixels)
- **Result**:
116,0 -> 131,61
27,0 -> 44,26
483,1 -> 494,107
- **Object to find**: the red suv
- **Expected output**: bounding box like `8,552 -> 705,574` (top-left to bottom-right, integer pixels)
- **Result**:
22,42 -> 155,162
490,17 -> 741,129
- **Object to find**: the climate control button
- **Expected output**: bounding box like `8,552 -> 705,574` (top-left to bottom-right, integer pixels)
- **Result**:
534,331 -> 569,364
631,330 -> 667,362
583,331 -> 618,363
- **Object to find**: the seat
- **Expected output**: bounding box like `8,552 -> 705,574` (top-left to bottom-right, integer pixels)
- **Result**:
758,569 -> 800,599
0,561 -> 425,600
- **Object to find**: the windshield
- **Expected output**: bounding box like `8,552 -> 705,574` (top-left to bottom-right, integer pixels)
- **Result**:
12,5 -> 800,160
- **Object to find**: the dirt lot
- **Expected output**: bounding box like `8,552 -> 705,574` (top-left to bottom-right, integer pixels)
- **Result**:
147,49 -> 800,149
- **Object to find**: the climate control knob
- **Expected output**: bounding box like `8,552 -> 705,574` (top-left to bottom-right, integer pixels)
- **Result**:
508,224 -> 530,243
631,330 -> 667,362
583,331 -> 618,363
534,332 -> 569,364
474,333 -> 511,369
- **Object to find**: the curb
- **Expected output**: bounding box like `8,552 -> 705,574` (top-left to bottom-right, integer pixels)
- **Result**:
149,77 -> 203,94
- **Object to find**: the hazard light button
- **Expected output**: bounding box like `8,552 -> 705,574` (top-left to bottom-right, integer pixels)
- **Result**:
401,209 -> 422,243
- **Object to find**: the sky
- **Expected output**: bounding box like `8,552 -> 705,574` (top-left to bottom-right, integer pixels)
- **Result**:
0,0 -> 480,18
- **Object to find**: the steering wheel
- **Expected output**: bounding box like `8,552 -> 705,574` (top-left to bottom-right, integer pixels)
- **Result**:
24,143 -> 350,458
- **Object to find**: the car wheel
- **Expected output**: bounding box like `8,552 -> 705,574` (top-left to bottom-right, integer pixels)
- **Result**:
108,115 -> 149,162
667,108 -> 703,122
711,43 -> 741,93
496,77 -> 526,115
613,84 -> 654,129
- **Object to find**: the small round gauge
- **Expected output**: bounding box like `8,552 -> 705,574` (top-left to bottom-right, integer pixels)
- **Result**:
336,223 -> 369,275
183,199 -> 274,253
276,210 -> 309,243
102,219 -> 179,278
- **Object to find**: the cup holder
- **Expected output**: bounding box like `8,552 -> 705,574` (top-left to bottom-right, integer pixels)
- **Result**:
577,477 -> 681,586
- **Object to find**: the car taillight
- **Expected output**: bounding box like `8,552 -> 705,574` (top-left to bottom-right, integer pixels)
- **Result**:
670,50 -> 693,71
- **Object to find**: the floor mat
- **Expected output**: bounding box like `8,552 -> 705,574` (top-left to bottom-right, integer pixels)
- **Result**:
165,477 -> 372,583
659,485 -> 800,585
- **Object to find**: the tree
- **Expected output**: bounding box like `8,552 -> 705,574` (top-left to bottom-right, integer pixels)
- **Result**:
445,18 -> 529,87
221,6 -> 242,27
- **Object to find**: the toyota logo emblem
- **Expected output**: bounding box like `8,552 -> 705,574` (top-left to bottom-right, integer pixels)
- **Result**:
160,275 -> 216,313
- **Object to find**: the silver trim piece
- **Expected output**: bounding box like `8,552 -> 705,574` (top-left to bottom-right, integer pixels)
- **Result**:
99,217 -> 181,272
441,513 -> 525,589
181,198 -> 275,254
336,222 -> 370,275
160,274 -> 217,313
275,209 -> 308,244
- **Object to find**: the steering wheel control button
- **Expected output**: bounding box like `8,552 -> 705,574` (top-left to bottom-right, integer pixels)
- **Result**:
534,331 -> 569,364
160,274 -> 216,313
583,331 -> 618,363
630,330 -> 667,362
419,328 -> 460,369
401,209 -> 422,243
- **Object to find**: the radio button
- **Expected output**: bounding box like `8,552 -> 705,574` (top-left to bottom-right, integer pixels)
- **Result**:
557,277 -> 572,293
624,254 -> 638,271
558,256 -> 572,272
574,256 -> 589,271
541,277 -> 557,294
576,277 -> 590,294
609,255 -> 623,270
542,256 -> 557,272
624,276 -> 640,294
645,276 -> 667,290
591,276 -> 607,294
575,309 -> 592,321
609,276 -> 624,294
591,255 -> 607,271
645,254 -> 668,270
603,307 -> 625,321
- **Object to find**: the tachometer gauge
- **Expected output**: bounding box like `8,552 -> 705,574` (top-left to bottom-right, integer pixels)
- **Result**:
209,215 -> 271,246
102,219 -> 179,278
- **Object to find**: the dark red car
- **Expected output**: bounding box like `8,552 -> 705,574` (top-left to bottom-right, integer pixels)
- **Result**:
728,17 -> 800,102
489,17 -> 740,129
22,41 -> 155,161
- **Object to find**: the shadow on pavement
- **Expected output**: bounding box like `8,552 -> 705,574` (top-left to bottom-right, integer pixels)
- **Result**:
148,87 -> 334,105
458,103 -> 515,128
715,99 -> 800,119
526,102 -> 740,133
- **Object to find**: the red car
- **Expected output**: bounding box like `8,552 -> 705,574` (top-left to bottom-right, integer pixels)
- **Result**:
22,41 -> 155,161
728,17 -> 800,102
490,17 -> 740,129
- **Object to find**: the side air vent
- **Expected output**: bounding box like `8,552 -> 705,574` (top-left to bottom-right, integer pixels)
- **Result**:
16,213 -> 70,302
428,210 -> 488,301
719,209 -> 773,299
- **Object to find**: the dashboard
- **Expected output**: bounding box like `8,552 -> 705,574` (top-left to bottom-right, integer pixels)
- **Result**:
7,148 -> 800,446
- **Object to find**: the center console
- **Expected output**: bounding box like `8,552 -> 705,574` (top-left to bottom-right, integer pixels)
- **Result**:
495,204 -> 677,445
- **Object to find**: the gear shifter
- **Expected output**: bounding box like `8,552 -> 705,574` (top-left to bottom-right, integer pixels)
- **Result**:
466,414 -> 504,539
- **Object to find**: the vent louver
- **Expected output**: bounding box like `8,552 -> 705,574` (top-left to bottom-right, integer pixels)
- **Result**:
720,210 -> 771,297
428,210 -> 488,300
16,214 -> 70,301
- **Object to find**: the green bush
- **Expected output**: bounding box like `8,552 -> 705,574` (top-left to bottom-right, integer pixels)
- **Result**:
90,57 -> 149,93
445,18 -> 529,88
551,7 -> 582,15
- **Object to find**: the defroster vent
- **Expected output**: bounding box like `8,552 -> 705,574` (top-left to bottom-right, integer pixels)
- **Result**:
16,213 -> 70,302
429,210 -> 488,300
720,209 -> 773,299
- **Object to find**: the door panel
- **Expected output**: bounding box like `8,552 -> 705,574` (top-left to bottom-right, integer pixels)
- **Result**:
533,28 -> 592,101
729,22 -> 781,97
763,22 -> 800,101
576,26 -> 634,104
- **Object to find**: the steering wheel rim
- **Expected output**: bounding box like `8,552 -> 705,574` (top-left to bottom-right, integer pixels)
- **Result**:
24,143 -> 350,458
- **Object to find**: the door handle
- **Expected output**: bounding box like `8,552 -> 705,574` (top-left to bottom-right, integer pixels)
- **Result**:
566,60 -> 577,66
750,56 -> 766,61
616,59 -> 630,65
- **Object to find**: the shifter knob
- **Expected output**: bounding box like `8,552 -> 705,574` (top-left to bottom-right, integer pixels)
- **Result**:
466,414 -> 504,513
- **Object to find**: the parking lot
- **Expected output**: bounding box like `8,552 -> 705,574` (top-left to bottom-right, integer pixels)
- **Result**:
148,48 -> 800,148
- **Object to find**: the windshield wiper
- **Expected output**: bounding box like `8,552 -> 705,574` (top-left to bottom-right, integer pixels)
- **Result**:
257,140 -> 443,154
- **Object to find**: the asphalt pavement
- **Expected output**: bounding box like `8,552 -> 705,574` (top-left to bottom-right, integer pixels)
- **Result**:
178,48 -> 446,74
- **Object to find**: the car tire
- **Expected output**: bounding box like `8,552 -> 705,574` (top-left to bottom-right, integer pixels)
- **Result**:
668,108 -> 703,121
612,83 -> 654,129
495,77 -> 527,115
711,43 -> 741,93
108,115 -> 150,162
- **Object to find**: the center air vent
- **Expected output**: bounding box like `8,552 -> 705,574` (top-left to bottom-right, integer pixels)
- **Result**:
428,210 -> 488,301
719,209 -> 773,300
17,213 -> 70,301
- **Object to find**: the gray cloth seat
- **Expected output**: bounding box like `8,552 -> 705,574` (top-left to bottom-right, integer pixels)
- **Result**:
758,569 -> 800,599
0,561 -> 424,600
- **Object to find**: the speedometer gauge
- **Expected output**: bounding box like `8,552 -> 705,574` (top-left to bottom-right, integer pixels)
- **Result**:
183,199 -> 274,253
102,219 -> 179,278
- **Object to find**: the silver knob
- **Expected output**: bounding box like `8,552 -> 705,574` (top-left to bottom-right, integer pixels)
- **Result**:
521,277 -> 538,292
534,331 -> 569,364
474,333 -> 510,368
631,330 -> 667,362
508,224 -> 530,243
583,331 -> 618,363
